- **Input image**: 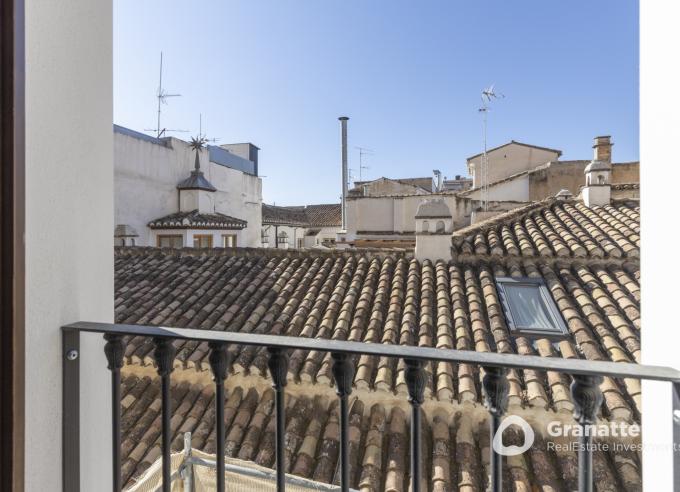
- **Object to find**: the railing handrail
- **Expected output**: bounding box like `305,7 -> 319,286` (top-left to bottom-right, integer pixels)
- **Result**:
62,321 -> 680,382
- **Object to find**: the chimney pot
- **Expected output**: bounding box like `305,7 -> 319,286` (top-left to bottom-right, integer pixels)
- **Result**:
593,135 -> 612,163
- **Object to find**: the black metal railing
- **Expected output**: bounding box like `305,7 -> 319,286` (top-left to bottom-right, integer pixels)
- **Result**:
62,322 -> 680,492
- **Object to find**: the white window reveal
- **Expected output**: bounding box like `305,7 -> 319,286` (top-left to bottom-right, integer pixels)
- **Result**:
495,277 -> 568,339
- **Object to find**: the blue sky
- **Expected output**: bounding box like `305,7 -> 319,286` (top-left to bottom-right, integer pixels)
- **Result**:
114,1 -> 639,205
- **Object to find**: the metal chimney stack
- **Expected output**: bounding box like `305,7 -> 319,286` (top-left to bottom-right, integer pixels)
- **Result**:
339,116 -> 349,231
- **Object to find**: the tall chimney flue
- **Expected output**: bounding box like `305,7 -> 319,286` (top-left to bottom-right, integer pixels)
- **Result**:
339,116 -> 349,231
593,135 -> 612,163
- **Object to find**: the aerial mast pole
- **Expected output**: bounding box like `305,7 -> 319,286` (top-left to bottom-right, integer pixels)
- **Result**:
339,116 -> 349,232
479,85 -> 503,213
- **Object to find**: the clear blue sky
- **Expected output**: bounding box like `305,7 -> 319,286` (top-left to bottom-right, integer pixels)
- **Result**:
114,1 -> 639,205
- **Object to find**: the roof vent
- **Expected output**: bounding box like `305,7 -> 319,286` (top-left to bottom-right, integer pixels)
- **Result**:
555,189 -> 573,201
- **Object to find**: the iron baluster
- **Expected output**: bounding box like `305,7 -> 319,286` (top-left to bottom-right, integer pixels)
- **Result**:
331,352 -> 354,491
267,347 -> 289,492
482,366 -> 509,492
103,334 -> 126,492
570,374 -> 603,492
405,359 -> 426,492
153,337 -> 176,492
208,342 -> 229,492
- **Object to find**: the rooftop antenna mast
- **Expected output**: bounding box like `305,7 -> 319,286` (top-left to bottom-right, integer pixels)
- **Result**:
479,84 -> 504,212
355,146 -> 374,181
145,52 -> 187,138
198,113 -> 219,143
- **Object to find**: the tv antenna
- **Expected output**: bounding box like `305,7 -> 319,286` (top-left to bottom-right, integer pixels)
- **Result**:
355,146 -> 374,181
144,52 -> 187,138
478,84 -> 504,212
198,113 -> 220,144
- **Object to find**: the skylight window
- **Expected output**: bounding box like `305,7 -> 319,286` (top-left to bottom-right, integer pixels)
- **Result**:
495,277 -> 568,339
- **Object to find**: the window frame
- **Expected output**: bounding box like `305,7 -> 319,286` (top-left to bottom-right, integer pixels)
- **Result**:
222,234 -> 237,248
193,234 -> 213,248
495,276 -> 568,339
156,234 -> 183,248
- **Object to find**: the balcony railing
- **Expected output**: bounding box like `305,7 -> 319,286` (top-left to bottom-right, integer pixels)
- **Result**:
62,322 -> 680,492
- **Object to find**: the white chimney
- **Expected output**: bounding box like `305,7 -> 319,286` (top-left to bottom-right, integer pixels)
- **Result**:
415,199 -> 453,261
433,169 -> 442,192
582,159 -> 611,207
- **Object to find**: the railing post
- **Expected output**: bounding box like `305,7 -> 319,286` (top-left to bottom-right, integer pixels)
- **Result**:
331,352 -> 354,492
570,374 -> 603,492
153,337 -> 176,492
673,382 -> 680,492
104,334 -> 126,492
482,366 -> 509,492
405,358 -> 426,492
63,329 -> 80,492
267,347 -> 289,492
181,432 -> 194,492
208,342 -> 229,492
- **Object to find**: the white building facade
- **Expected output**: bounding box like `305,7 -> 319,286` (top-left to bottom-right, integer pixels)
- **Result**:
114,126 -> 262,248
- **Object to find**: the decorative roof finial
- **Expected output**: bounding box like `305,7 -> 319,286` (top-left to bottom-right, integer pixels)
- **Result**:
190,135 -> 208,172
177,135 -> 216,192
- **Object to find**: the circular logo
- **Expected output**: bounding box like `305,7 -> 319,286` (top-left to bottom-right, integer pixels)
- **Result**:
492,415 -> 535,456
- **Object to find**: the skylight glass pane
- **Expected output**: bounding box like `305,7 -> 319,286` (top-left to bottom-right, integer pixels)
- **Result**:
504,284 -> 555,330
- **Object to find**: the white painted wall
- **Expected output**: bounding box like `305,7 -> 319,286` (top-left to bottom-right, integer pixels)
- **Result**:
468,143 -> 559,186
346,194 -> 473,240
114,130 -> 262,247
641,1 -> 680,489
25,0 -> 113,490
465,173 -> 530,202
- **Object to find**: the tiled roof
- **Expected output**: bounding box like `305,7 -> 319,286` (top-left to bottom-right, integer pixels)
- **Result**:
120,373 -> 641,491
303,204 -> 342,227
466,141 -> 563,161
176,170 -> 217,192
148,210 -> 247,230
262,203 -> 341,228
116,245 -> 640,419
262,204 -> 308,227
452,199 -> 639,260
117,196 -> 641,490
612,183 -> 640,191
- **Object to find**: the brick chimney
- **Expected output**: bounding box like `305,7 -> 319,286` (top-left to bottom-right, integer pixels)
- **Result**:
593,136 -> 612,163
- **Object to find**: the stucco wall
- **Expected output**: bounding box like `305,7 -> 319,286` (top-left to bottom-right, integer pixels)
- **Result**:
465,174 -> 530,202
25,0 -> 113,489
469,144 -> 559,186
114,130 -> 262,247
346,194 -> 474,239
261,224 -> 304,249
352,178 -> 431,197
529,161 -> 639,201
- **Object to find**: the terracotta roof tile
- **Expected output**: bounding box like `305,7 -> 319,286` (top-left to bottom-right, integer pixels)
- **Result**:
116,196 -> 641,490
262,203 -> 341,227
148,210 -> 247,230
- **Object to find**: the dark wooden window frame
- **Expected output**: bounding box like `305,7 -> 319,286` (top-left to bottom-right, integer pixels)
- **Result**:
495,276 -> 568,340
1,0 -> 26,490
157,234 -> 183,248
193,234 -> 213,248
